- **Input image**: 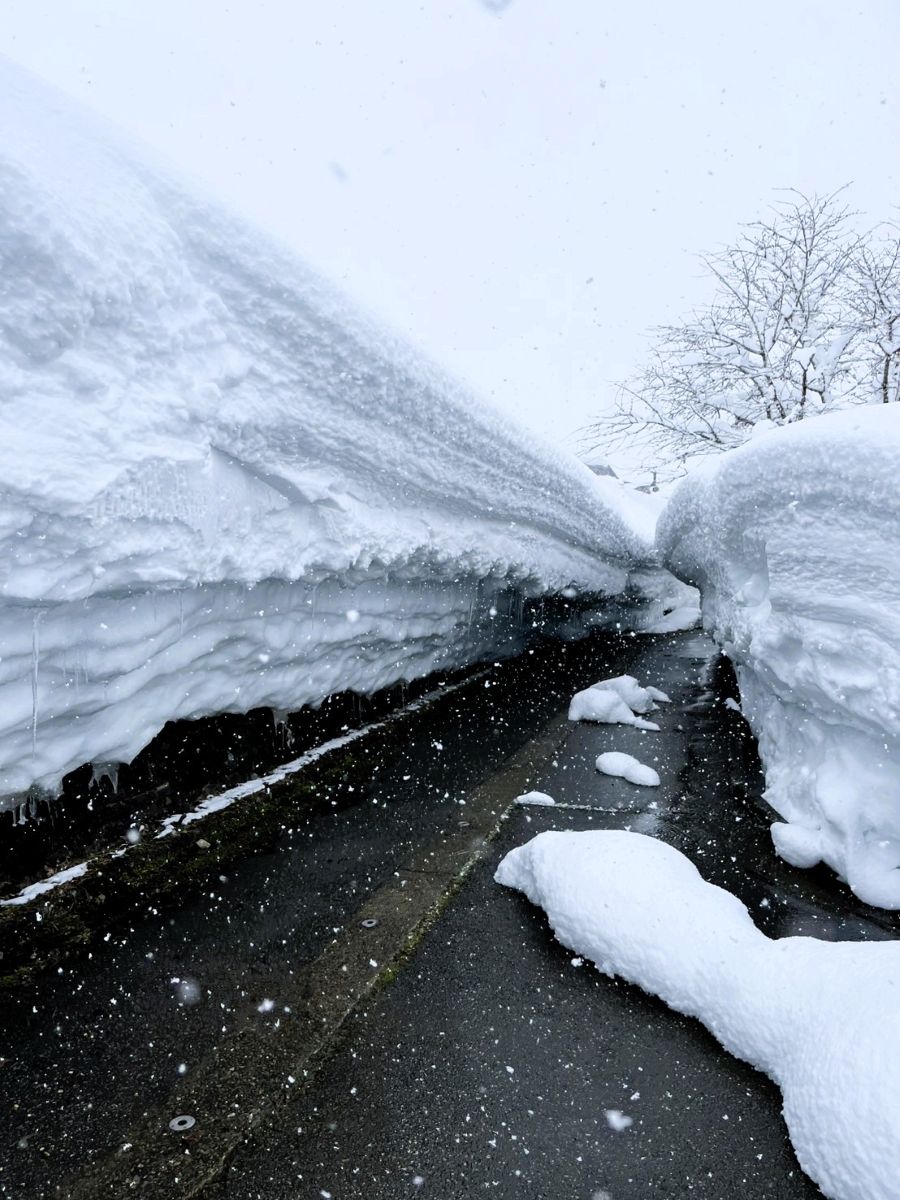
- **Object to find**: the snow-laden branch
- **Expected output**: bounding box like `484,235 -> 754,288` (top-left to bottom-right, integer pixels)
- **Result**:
588,190 -> 900,480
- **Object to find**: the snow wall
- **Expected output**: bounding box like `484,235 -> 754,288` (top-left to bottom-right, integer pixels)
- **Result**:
0,59 -> 689,806
658,406 -> 900,907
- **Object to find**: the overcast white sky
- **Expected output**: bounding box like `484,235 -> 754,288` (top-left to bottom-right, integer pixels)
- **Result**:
2,0 -> 898,467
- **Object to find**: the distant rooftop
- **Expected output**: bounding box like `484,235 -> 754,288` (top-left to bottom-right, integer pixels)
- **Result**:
578,447 -> 618,479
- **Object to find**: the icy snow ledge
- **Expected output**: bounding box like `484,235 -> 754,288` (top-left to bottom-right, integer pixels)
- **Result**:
0,61 -> 689,803
497,831 -> 900,1200
658,407 -> 900,908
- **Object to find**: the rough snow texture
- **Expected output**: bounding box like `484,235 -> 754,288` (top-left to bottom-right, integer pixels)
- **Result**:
0,60 -> 691,804
496,830 -> 900,1200
568,674 -> 668,730
595,752 -> 660,787
658,407 -> 900,908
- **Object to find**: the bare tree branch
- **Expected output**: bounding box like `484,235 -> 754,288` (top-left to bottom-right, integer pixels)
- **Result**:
586,189 -> 889,480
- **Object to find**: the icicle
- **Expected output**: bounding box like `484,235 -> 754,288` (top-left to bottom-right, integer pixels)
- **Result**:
90,762 -> 120,793
271,708 -> 294,747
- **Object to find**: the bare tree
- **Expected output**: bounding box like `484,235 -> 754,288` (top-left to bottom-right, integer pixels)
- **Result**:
848,224 -> 900,405
591,191 -> 869,477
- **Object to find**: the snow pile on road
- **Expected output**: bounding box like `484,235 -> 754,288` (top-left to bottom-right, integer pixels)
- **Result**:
496,829 -> 900,1200
568,674 -> 669,729
595,752 -> 660,787
658,407 -> 900,908
0,60 -> 690,805
514,791 -> 557,807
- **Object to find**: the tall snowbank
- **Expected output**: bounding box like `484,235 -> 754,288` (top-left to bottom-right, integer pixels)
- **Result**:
658,407 -> 900,907
0,60 -> 683,804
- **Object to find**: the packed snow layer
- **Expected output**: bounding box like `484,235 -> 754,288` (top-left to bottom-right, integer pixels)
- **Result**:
0,60 -> 687,803
658,407 -> 900,908
496,830 -> 900,1200
595,751 -> 660,787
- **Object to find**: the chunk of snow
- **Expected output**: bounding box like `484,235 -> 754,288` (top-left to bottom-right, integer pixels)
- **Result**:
604,1109 -> 633,1132
568,676 -> 664,730
658,406 -> 900,908
595,752 -> 660,787
496,830 -> 900,1200
0,60 -> 680,806
589,674 -> 670,713
515,791 -> 557,807
569,688 -> 659,729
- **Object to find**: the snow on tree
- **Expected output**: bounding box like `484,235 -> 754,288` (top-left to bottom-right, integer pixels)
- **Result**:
591,191 -> 883,478
847,222 -> 900,406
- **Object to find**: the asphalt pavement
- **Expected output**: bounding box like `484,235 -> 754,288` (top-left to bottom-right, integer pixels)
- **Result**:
213,632 -> 897,1200
4,630 -> 896,1200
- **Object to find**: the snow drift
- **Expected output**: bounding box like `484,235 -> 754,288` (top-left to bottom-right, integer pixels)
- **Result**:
658,407 -> 900,907
0,59 -> 686,805
496,830 -> 900,1200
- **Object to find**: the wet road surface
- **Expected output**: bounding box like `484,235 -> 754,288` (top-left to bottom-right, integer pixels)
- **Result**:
215,632 -> 897,1200
2,630 -> 896,1198
0,630 -> 672,1198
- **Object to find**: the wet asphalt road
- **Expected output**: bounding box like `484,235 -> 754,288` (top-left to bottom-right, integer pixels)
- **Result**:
213,633 -> 898,1200
1,629 -> 676,1199
4,630 -> 897,1199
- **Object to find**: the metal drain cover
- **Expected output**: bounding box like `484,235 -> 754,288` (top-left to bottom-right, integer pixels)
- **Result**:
169,1115 -> 196,1133
360,918 -> 379,929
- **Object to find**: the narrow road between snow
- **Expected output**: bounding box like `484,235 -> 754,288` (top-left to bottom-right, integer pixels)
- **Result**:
3,630 -> 896,1200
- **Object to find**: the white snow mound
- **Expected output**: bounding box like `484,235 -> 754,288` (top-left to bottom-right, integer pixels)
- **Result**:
658,406 -> 900,908
568,674 -> 667,729
0,59 -> 681,804
567,690 -> 660,730
591,674 -> 670,714
514,791 -> 557,807
595,752 -> 660,787
496,829 -> 900,1200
